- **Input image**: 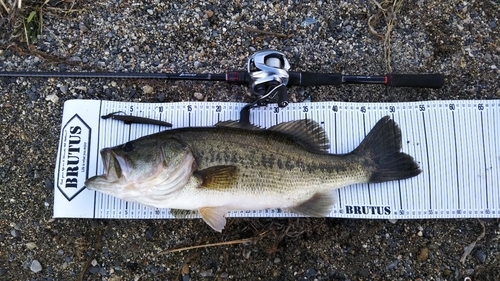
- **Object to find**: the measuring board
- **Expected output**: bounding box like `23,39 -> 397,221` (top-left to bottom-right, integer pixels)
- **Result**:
53,99 -> 500,220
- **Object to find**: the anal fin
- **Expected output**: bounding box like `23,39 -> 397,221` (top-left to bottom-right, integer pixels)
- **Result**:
286,192 -> 335,217
199,207 -> 228,232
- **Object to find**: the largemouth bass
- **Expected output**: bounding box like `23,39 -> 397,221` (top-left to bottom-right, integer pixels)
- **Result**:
85,116 -> 421,232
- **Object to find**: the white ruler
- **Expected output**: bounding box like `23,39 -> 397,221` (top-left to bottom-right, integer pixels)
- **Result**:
53,100 -> 500,220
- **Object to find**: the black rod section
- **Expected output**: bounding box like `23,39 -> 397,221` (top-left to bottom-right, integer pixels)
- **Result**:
0,71 -> 228,81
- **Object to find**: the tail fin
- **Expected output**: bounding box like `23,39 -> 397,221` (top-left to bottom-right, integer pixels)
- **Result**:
353,116 -> 421,183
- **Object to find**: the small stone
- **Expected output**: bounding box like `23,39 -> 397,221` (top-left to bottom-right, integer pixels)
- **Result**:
358,268 -> 370,277
145,228 -> 154,241
417,247 -> 429,261
442,269 -> 452,276
111,81 -> 117,87
88,266 -> 100,274
142,85 -> 154,94
45,94 -> 59,103
25,242 -> 37,250
10,229 -> 21,238
306,268 -> 317,278
205,10 -> 214,18
30,260 -> 42,273
182,263 -> 189,275
59,85 -> 68,94
0,268 -> 6,276
182,274 -> 190,281
200,269 -> 213,277
475,249 -> 486,263
386,260 -> 398,270
56,249 -> 64,255
193,92 -> 204,101
27,90 -> 39,101
147,9 -> 154,15
273,257 -> 281,264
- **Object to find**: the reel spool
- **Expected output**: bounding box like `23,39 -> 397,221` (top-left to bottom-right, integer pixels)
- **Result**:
247,50 -> 291,107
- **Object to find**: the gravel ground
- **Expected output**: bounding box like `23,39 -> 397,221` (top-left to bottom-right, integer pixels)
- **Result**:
1,0 -> 499,280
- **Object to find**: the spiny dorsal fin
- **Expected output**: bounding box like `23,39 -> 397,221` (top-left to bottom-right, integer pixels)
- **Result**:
194,165 -> 238,190
269,120 -> 330,153
199,207 -> 228,232
215,120 -> 262,130
285,192 -> 335,217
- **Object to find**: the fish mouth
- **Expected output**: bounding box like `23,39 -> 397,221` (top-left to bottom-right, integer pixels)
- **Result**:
85,148 -> 129,190
100,148 -> 129,181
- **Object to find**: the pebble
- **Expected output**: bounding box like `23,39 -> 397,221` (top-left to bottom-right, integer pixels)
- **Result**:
475,249 -> 486,263
386,260 -> 398,270
27,89 -> 39,101
306,268 -> 317,278
142,85 -> 154,94
193,92 -> 204,100
25,242 -> 37,250
59,85 -> 68,94
30,260 -> 42,273
417,247 -> 429,262
45,94 -> 59,103
144,228 -> 154,241
10,229 -> 21,238
199,269 -> 213,277
0,268 -> 5,276
358,268 -> 370,277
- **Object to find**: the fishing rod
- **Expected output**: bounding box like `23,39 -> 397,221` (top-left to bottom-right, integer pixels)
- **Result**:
1,50 -> 444,122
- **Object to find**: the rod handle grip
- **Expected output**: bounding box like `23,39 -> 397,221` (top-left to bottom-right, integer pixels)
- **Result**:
386,74 -> 444,89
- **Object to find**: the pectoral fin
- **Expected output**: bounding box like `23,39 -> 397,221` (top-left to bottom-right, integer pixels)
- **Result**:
199,207 -> 228,232
195,165 -> 238,190
285,192 -> 335,217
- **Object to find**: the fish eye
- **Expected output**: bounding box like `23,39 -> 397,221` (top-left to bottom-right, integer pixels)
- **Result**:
123,142 -> 134,152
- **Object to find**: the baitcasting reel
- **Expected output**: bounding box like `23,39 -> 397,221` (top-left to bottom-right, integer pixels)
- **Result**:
247,50 -> 291,108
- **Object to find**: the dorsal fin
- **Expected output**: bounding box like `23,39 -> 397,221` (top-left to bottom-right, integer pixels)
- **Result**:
269,120 -> 330,153
215,120 -> 261,130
